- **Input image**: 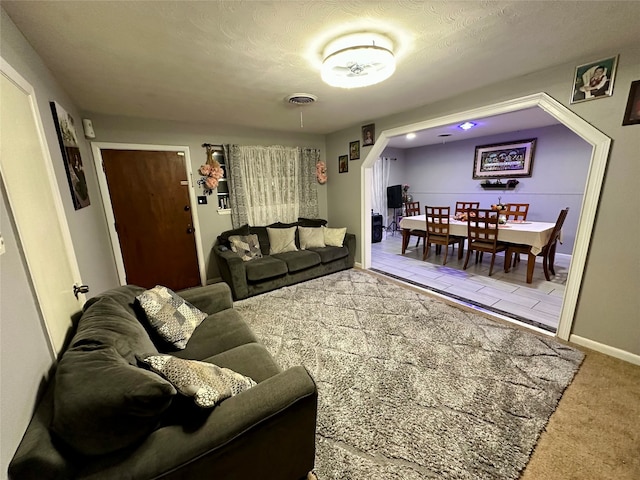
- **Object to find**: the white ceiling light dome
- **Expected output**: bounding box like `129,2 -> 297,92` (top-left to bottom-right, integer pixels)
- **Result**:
321,32 -> 395,88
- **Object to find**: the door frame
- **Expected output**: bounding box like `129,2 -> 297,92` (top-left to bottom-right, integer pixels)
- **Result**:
1,56 -> 86,355
91,143 -> 206,287
360,92 -> 611,343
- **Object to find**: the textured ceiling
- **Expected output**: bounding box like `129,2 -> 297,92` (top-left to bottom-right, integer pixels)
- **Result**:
3,1 -> 638,136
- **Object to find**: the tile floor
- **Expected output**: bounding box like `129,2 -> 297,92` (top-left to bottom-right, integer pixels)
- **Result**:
369,230 -> 571,333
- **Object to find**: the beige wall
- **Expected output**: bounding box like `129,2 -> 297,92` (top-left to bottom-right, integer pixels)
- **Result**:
325,43 -> 640,356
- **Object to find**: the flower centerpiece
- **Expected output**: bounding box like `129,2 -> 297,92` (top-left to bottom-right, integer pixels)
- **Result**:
491,196 -> 507,212
402,184 -> 411,203
198,144 -> 225,195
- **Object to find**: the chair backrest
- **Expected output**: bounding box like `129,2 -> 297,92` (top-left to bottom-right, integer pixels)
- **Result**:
546,207 -> 570,248
425,206 -> 451,236
404,201 -> 421,217
455,201 -> 480,215
505,203 -> 529,221
466,209 -> 500,245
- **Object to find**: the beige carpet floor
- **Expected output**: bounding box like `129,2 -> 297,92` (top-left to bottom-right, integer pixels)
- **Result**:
521,347 -> 640,479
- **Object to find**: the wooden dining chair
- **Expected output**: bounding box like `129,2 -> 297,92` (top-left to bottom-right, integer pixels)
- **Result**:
423,206 -> 464,265
403,201 -> 425,248
504,207 -> 569,283
454,201 -> 480,217
463,209 -> 506,276
504,203 -> 530,221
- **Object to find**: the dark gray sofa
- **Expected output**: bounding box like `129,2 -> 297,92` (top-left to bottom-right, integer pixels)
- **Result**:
8,283 -> 317,480
213,220 -> 356,300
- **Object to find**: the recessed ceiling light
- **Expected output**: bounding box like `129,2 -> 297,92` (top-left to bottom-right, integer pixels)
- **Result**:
406,133 -> 416,140
458,122 -> 477,130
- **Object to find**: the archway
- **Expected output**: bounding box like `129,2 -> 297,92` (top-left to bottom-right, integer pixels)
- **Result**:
360,93 -> 611,341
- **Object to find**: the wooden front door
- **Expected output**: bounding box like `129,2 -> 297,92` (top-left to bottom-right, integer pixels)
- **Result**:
101,149 -> 200,291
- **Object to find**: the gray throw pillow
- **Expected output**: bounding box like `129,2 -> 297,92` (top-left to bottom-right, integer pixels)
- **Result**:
136,285 -> 207,349
228,234 -> 263,261
139,354 -> 256,408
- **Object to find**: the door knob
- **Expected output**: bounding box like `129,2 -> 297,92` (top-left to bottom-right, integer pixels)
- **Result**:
73,284 -> 89,299
186,227 -> 194,234
184,205 -> 190,211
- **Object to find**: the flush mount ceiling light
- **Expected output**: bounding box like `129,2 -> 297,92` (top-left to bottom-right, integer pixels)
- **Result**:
321,32 -> 395,88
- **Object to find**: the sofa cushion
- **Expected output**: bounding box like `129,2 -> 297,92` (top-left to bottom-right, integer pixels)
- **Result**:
310,245 -> 349,263
51,345 -> 176,456
267,226 -> 298,254
272,250 -> 321,273
298,217 -> 327,227
73,293 -> 157,365
249,226 -> 270,255
245,256 -> 288,282
323,226 -> 347,247
172,308 -> 259,361
136,286 -> 207,350
228,234 -> 263,261
298,226 -> 326,249
218,224 -> 250,248
139,354 -> 256,408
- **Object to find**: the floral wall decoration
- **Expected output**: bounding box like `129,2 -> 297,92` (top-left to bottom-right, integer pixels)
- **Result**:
316,160 -> 327,184
199,143 -> 225,194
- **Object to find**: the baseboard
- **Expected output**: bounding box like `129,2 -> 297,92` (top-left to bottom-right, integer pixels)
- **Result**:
354,261 -> 362,269
569,334 -> 640,366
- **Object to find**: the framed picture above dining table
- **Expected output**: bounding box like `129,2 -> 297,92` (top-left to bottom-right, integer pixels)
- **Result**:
472,138 -> 536,179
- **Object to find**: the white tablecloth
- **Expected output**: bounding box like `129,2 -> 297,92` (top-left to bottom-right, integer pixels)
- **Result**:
399,214 -> 557,255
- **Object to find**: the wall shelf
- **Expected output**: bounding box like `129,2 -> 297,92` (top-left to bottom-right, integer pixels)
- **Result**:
480,183 -> 517,190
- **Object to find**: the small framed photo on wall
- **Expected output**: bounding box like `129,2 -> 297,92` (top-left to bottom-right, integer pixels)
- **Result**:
571,55 -> 618,104
362,123 -> 375,146
622,80 -> 640,126
349,140 -> 360,160
338,155 -> 348,173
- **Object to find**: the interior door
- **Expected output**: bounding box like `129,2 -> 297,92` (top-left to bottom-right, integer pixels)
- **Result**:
1,59 -> 86,355
100,149 -> 201,291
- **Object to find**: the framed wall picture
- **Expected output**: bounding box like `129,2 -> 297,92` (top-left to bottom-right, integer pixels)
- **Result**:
473,138 -> 536,179
362,123 -> 375,146
622,80 -> 640,126
50,101 -> 91,209
571,55 -> 618,104
338,155 -> 348,173
349,140 -> 360,160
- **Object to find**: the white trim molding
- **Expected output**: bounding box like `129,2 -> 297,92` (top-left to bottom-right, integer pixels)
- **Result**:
570,335 -> 640,366
360,92 -> 611,344
91,142 -> 207,287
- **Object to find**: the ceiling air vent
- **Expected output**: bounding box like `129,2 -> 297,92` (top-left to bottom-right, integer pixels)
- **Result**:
285,93 -> 318,105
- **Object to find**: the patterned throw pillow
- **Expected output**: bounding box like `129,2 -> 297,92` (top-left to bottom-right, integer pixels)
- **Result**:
136,286 -> 207,349
228,234 -> 263,261
323,226 -> 347,247
298,226 -> 326,250
267,226 -> 298,254
139,354 -> 256,408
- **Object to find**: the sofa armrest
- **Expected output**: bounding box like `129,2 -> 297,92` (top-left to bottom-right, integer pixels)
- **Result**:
81,366 -> 318,479
177,282 -> 233,315
344,232 -> 356,267
212,245 -> 249,300
8,379 -> 76,480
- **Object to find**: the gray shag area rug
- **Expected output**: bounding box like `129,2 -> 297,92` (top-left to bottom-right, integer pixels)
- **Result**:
234,270 -> 584,479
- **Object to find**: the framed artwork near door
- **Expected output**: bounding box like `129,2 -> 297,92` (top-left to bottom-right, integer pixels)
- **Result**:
622,79 -> 640,126
50,101 -> 91,210
349,140 -> 360,160
339,155 -> 348,173
570,55 -> 618,104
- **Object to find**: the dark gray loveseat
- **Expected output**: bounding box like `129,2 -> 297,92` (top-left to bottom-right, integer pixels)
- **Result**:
213,219 -> 356,300
9,283 -> 317,480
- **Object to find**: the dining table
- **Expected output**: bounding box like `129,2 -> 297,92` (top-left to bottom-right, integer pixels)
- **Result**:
399,214 -> 559,282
